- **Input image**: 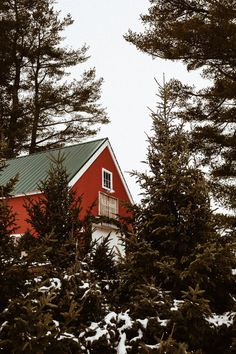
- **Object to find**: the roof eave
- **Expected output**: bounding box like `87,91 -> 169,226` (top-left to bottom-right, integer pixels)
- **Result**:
68,139 -> 134,204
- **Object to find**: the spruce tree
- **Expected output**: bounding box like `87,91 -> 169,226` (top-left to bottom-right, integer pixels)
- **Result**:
0,150 -> 28,312
118,80 -> 236,353
0,154 -> 117,353
24,153 -> 93,266
125,0 -> 236,237
0,0 -> 108,158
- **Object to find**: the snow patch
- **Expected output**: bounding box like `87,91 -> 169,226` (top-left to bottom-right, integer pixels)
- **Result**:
170,299 -> 184,311
206,312 -> 235,327
38,277 -> 61,293
117,311 -> 133,331
130,329 -> 143,342
137,318 -> 148,329
86,327 -> 108,343
53,320 -> 59,327
79,282 -> 90,289
0,321 -> 8,332
105,311 -> 117,325
58,332 -> 79,342
117,332 -> 127,354
145,343 -> 161,349
158,318 -> 168,326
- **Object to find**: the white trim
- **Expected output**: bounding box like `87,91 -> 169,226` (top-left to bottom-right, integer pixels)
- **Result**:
102,168 -> 113,191
10,190 -> 42,198
69,139 -> 134,203
68,140 -> 108,187
0,190 -> 41,199
106,141 -> 134,203
9,139 -> 133,203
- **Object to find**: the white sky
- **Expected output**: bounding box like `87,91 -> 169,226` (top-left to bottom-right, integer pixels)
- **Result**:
56,0 -> 205,202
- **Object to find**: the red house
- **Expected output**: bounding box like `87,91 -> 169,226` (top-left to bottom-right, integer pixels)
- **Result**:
1,138 -> 133,252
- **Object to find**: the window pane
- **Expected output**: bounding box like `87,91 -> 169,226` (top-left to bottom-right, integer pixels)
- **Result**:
103,170 -> 112,189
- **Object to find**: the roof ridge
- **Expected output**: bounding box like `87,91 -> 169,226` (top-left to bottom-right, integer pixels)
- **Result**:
4,138 -> 108,162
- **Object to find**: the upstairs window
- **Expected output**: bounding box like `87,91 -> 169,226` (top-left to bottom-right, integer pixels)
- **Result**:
99,192 -> 118,218
102,168 -> 113,190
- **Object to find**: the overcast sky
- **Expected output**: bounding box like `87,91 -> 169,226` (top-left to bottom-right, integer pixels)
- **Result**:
56,0 -> 205,201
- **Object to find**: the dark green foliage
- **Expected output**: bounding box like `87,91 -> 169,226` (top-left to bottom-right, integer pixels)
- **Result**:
125,0 -> 236,235
0,159 -> 29,312
116,236 -> 160,305
90,234 -> 116,279
125,0 -> 236,70
170,285 -> 212,351
25,154 -> 81,240
0,157 -> 17,239
23,153 -> 94,266
116,80 -> 236,353
0,261 -> 107,353
0,217 -> 118,352
0,0 -> 108,158
1,78 -> 235,353
181,241 -> 236,312
0,154 -> 118,353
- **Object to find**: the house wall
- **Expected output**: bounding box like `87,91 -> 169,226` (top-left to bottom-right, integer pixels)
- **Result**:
8,194 -> 42,235
92,224 -> 125,257
72,146 -> 131,219
8,147 -> 131,242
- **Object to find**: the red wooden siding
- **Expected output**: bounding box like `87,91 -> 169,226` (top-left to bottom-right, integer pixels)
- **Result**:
8,146 -> 131,234
72,146 -> 130,219
8,194 -> 42,234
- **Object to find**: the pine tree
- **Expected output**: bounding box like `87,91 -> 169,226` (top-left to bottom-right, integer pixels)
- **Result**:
0,151 -> 117,353
0,147 -> 29,312
23,153 -> 93,267
118,80 -> 236,353
90,234 -> 116,280
125,0 -> 236,237
0,0 -> 108,158
0,2 -> 13,87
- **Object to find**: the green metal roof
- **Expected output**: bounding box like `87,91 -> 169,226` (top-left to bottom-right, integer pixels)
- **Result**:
0,138 -> 107,195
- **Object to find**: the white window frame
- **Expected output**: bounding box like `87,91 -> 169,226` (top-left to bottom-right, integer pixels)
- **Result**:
102,168 -> 113,191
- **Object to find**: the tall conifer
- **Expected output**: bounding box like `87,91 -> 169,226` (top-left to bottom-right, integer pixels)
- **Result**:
125,0 -> 236,236
0,148 -> 27,311
0,0 -> 108,158
119,80 -> 236,352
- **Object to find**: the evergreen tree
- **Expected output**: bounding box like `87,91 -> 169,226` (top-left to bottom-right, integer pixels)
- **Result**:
0,154 -> 117,353
125,0 -> 236,236
0,2 -> 13,87
0,0 -> 108,158
118,80 -> 236,353
90,234 -> 117,280
24,153 -> 94,266
0,148 -> 29,312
